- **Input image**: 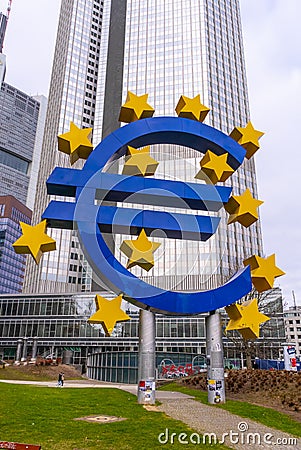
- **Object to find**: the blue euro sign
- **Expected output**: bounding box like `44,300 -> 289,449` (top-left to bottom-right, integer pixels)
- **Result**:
42,117 -> 252,314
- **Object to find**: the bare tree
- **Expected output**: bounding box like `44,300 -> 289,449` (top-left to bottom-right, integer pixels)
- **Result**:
222,287 -> 284,369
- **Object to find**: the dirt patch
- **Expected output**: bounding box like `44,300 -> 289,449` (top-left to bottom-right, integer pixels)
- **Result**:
143,405 -> 160,412
180,369 -> 301,422
74,415 -> 127,423
0,363 -> 82,381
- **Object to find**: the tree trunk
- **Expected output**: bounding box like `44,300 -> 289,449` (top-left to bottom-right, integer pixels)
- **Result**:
245,341 -> 252,369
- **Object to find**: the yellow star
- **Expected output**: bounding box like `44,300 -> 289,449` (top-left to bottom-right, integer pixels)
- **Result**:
88,294 -> 130,337
122,146 -> 159,177
195,150 -> 234,184
175,94 -> 210,122
244,254 -> 285,293
230,121 -> 264,159
58,122 -> 93,165
120,229 -> 161,272
224,188 -> 263,227
225,298 -> 270,340
119,91 -> 155,123
12,220 -> 56,264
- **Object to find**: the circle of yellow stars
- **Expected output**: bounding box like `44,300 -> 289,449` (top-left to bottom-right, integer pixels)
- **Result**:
12,91 -> 284,339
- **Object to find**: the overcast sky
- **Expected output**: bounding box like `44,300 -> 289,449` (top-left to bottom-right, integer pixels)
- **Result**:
1,0 -> 300,307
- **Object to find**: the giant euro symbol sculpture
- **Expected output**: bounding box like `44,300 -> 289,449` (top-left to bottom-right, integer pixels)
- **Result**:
42,115 -> 253,315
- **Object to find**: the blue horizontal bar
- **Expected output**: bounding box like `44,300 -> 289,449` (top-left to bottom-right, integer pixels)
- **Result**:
46,168 -> 231,211
42,201 -> 220,241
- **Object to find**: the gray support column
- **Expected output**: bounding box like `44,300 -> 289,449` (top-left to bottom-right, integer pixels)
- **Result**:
137,309 -> 156,404
102,0 -> 127,139
21,337 -> 28,362
31,337 -> 38,361
206,311 -> 225,404
15,339 -> 23,364
91,0 -> 128,292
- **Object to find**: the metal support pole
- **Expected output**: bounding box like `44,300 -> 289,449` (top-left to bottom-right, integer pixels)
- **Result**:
15,339 -> 23,364
31,337 -> 38,362
21,337 -> 28,362
137,309 -> 156,404
206,311 -> 225,404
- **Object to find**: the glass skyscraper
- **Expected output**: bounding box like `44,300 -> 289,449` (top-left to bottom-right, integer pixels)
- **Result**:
25,0 -> 263,295
24,0 -> 105,293
0,6 -> 47,293
0,83 -> 41,205
0,195 -> 32,294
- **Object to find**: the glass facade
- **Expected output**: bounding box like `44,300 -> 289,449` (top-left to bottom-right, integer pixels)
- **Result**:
0,292 -> 208,367
0,196 -> 32,294
0,83 -> 40,205
0,12 -> 7,53
0,0 -> 283,382
0,16 -> 46,293
24,0 -> 105,294
87,351 -> 201,384
113,0 -> 263,291
0,291 -> 286,381
26,0 -> 263,295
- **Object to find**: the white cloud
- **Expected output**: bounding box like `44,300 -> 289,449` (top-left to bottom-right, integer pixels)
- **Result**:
2,0 -> 60,96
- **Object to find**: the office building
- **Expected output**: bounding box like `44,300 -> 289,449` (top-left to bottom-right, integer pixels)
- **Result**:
25,0 -> 263,298
0,5 -> 47,209
0,12 -> 7,82
0,12 -> 7,53
26,95 -> 48,211
0,290 -> 286,382
0,82 -> 41,205
0,6 -> 47,291
0,0 -> 284,383
24,0 -> 105,294
284,306 -> 301,356
0,196 -> 32,294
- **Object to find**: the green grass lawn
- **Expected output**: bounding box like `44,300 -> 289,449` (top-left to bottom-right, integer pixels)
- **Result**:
159,383 -> 301,437
0,383 -> 230,450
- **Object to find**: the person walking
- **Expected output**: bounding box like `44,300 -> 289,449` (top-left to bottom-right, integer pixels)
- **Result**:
61,372 -> 65,387
57,372 -> 62,387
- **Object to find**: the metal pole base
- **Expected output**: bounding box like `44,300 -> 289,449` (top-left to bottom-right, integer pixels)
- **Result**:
137,380 -> 156,404
137,309 -> 156,405
206,311 -> 226,404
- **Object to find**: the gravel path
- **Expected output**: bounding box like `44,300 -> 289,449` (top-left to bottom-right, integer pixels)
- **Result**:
157,398 -> 300,449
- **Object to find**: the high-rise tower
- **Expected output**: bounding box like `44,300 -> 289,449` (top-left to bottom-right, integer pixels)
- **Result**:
25,0 -> 263,295
0,4 -> 47,293
0,3 -> 44,207
0,12 -> 8,54
24,0 -> 105,293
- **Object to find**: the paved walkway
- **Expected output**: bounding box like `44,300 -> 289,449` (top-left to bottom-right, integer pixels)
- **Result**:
0,379 -> 299,449
158,397 -> 300,449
